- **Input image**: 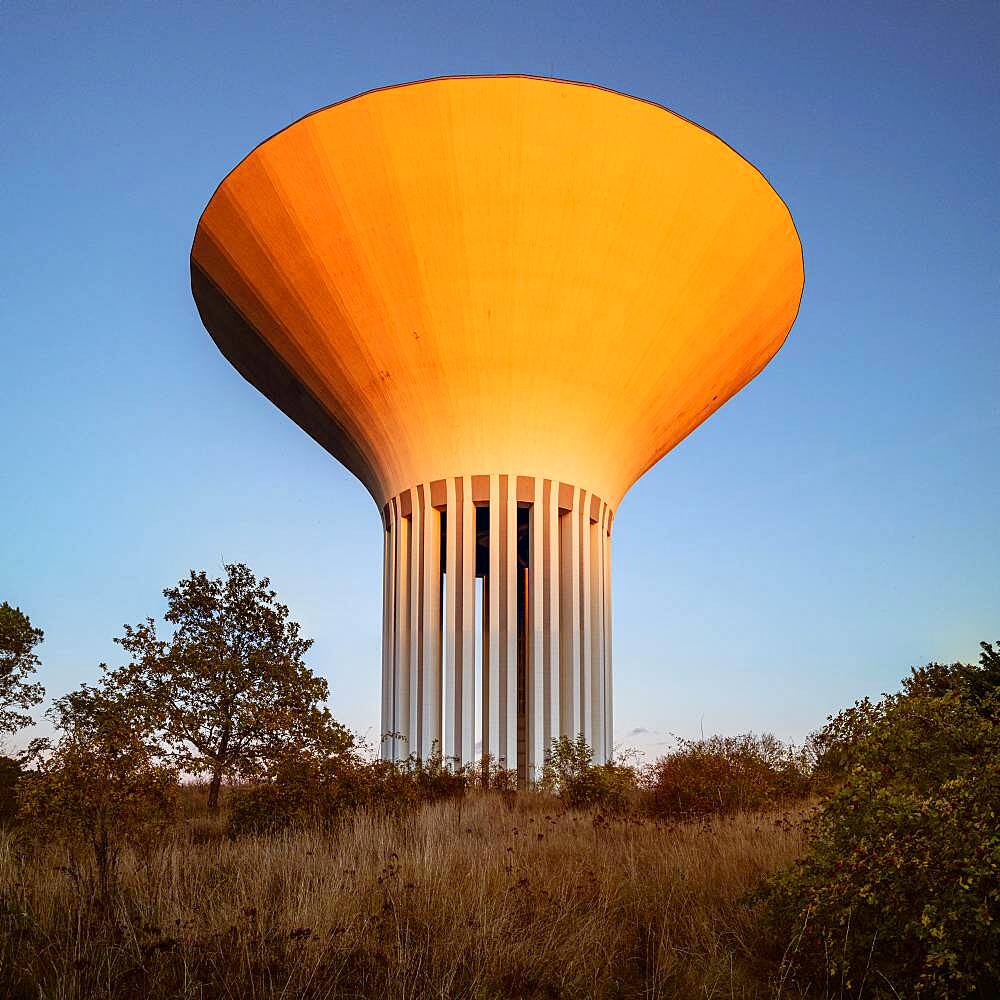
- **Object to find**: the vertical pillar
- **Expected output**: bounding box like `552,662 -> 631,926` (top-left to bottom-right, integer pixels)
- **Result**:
444,476 -> 477,767
590,503 -> 606,763
603,511 -> 613,760
527,476 -> 545,780
380,512 -> 395,760
559,486 -> 581,740
408,492 -> 423,754
486,473 -> 502,764
444,478 -> 461,762
393,499 -> 411,761
504,476 -> 518,773
481,574 -> 489,768
420,485 -> 442,759
579,490 -> 592,749
544,479 -> 560,757
460,475 -> 476,764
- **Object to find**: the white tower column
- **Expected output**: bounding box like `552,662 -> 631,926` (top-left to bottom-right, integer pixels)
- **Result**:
580,490 -> 593,748
590,502 -> 608,763
603,508 -> 613,761
408,491 -> 422,752
503,475 -> 518,773
544,480 -> 560,761
392,499 -> 411,760
420,484 -> 442,759
559,487 -> 582,739
460,476 -> 476,764
380,509 -> 395,760
527,476 -> 545,780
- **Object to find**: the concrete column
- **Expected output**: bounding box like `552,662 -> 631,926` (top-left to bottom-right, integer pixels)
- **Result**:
393,498 -> 410,761
544,479 -> 560,758
444,477 -> 461,762
420,484 -> 442,759
559,486 -> 581,739
527,476 -> 545,780
408,491 -> 422,753
504,476 -> 518,773
486,474 -> 501,764
381,512 -> 395,760
590,503 -> 607,763
603,510 -> 613,760
579,490 -> 592,749
444,475 -> 477,767
460,475 -> 476,765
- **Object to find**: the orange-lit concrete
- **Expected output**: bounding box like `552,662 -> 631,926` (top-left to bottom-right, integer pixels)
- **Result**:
191,76 -> 804,779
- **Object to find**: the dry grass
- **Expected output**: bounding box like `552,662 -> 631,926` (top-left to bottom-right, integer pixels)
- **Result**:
0,791 -> 811,999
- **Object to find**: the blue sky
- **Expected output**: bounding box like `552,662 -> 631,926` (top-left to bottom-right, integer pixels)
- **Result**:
2,1 -> 997,756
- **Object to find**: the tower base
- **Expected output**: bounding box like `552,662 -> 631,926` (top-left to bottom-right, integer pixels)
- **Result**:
381,473 -> 613,786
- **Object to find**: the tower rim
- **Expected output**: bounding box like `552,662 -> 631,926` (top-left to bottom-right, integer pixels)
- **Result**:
190,74 -> 803,254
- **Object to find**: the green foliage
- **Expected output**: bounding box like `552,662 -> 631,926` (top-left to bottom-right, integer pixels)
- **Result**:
106,562 -> 337,812
0,601 -> 45,739
644,733 -> 813,820
18,685 -> 178,898
762,646 -> 1000,997
813,648 -> 1000,784
544,734 -> 637,813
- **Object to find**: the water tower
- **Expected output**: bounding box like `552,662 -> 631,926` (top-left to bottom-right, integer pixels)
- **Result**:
191,76 -> 803,784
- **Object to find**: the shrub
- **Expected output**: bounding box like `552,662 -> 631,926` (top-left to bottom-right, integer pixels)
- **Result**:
0,755 -> 21,824
401,743 -> 467,803
228,747 -> 370,836
465,753 -> 518,801
544,734 -> 637,814
227,744 -> 465,837
762,647 -> 1000,997
644,733 -> 813,820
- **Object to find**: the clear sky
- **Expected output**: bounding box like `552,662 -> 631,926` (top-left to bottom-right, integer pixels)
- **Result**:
2,1 -> 998,757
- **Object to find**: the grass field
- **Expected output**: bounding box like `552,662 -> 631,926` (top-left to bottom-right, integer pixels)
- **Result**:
0,789 -> 812,999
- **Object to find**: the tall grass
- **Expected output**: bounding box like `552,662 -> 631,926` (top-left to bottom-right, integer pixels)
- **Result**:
0,790 -> 810,999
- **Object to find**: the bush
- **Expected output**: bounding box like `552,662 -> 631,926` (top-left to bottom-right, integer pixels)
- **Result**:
227,744 -> 466,837
544,734 -> 637,814
644,733 -> 813,820
0,755 -> 21,823
463,753 -> 517,800
228,748 -> 370,836
401,744 -> 467,803
762,647 -> 1000,997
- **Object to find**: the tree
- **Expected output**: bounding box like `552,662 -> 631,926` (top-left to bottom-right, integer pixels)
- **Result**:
764,651 -> 1000,996
0,602 -> 45,741
18,684 -> 178,900
813,646 -> 1000,782
108,562 -> 340,813
971,639 -> 1000,706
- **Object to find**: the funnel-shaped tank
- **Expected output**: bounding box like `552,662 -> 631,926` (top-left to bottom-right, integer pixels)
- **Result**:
192,76 -> 803,781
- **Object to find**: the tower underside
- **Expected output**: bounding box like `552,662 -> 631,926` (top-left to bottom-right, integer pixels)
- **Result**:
381,473 -> 612,785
